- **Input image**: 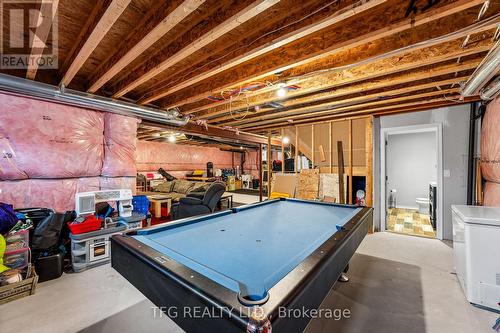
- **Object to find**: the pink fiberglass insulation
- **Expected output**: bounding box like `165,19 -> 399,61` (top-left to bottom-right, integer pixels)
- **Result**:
244,150 -> 260,178
136,141 -> 234,172
0,179 -> 78,212
481,96 -> 500,183
0,177 -> 129,212
0,93 -> 105,180
483,181 -> 500,207
100,176 -> 137,195
102,113 -> 140,177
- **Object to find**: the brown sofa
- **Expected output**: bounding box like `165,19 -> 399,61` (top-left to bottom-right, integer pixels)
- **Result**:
151,179 -> 212,201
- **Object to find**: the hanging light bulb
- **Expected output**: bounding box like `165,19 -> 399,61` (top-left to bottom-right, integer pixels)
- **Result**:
282,136 -> 290,144
276,82 -> 287,97
277,87 -> 287,97
168,135 -> 176,143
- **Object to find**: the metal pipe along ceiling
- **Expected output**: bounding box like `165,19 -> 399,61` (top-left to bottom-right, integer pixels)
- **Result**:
461,39 -> 500,98
0,74 -> 190,126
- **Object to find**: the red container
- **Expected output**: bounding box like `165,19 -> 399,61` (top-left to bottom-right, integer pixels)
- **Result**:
67,216 -> 102,235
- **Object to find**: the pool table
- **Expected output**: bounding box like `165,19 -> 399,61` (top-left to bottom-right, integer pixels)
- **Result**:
111,198 -> 372,333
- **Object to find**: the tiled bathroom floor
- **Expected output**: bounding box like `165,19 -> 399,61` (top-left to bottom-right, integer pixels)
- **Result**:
387,208 -> 436,238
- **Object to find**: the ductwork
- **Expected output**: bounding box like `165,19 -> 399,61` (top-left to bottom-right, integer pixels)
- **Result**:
0,73 -> 190,126
480,76 -> 500,100
461,39 -> 500,98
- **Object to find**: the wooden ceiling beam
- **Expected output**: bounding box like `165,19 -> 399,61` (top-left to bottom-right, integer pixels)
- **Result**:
25,0 -> 60,80
160,0 -> 487,109
205,34 -> 493,121
59,0 -> 131,87
87,0 -> 205,93
139,120 -> 280,146
248,96 -> 479,132
203,40 -> 490,122
112,0 -> 281,99
239,88 -> 460,129
194,18 -> 496,119
137,0 -> 387,105
225,76 -> 469,126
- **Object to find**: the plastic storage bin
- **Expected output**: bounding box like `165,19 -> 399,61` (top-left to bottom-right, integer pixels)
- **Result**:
4,247 -> 30,269
5,230 -> 29,252
67,216 -> 102,235
132,195 -> 150,215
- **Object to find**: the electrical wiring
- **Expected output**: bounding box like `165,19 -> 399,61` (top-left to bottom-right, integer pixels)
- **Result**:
442,92 -> 463,103
211,13 -> 500,115
166,0 -> 343,90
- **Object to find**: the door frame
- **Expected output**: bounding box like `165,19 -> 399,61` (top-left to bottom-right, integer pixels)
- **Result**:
380,124 -> 444,239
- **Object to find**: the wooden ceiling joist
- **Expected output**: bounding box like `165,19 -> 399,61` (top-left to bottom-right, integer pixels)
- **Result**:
25,0 -> 60,80
204,35 -> 493,122
249,96 -> 479,132
226,76 -> 470,127
87,0 -> 205,93
194,13 -> 497,120
239,88 -> 460,129
137,0 -> 387,105
205,30 -> 493,123
111,0 -> 281,99
159,0 -> 487,110
60,0 -> 131,87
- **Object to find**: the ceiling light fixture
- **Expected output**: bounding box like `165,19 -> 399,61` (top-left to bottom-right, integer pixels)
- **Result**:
277,87 -> 287,97
168,135 -> 176,143
282,136 -> 290,144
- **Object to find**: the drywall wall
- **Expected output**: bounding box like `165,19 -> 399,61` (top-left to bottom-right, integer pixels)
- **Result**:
386,131 -> 437,209
374,104 -> 470,240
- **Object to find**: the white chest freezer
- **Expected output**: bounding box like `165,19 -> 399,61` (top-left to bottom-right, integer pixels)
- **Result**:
451,205 -> 500,311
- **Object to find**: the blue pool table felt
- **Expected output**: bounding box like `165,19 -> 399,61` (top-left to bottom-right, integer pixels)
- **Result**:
134,200 -> 361,299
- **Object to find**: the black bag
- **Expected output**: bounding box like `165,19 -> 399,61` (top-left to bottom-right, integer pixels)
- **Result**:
158,168 -> 177,181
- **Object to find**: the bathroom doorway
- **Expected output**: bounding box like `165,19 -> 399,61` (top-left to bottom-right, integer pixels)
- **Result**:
380,124 -> 443,239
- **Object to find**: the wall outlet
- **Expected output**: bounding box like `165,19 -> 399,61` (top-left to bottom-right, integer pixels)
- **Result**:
444,169 -> 451,178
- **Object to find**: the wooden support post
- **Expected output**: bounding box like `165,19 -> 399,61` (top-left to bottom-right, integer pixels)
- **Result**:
329,122 -> 333,173
281,128 -> 285,173
337,141 -> 345,204
311,124 -> 315,168
259,143 -> 263,202
365,117 -> 373,207
295,126 -> 299,175
475,158 -> 483,205
365,116 -> 374,233
348,119 -> 353,204
267,132 -> 272,196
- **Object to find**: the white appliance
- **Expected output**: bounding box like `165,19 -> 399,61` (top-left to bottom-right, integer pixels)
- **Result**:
75,189 -> 133,218
452,205 -> 500,311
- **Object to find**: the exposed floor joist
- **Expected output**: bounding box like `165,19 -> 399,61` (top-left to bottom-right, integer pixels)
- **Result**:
25,0 -> 60,80
112,0 -> 281,99
192,11 -> 497,120
137,0 -> 386,105
158,0 -> 487,110
87,0 -> 205,93
60,0 -> 131,87
240,88 -> 461,129
225,76 -> 470,127
249,96 -> 479,133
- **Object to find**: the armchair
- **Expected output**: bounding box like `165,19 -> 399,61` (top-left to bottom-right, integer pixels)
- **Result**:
171,181 -> 226,220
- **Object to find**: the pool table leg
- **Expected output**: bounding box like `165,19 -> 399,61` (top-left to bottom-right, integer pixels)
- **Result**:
338,264 -> 349,282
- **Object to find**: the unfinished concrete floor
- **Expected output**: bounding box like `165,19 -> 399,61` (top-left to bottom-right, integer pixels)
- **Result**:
0,232 -> 497,333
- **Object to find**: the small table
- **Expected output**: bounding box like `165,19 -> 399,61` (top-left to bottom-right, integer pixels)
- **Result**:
147,195 -> 172,219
